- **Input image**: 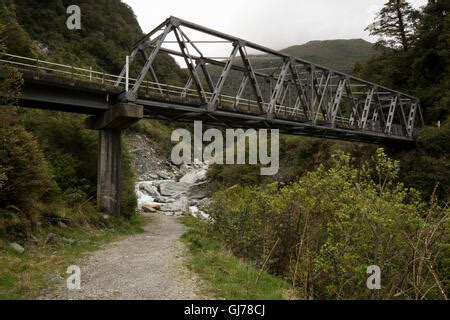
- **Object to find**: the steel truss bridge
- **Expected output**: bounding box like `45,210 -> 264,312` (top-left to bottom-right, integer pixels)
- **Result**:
1,16 -> 423,145
116,16 -> 423,144
0,17 -> 424,214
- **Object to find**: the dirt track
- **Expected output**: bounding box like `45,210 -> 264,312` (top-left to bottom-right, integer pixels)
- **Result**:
43,214 -> 204,300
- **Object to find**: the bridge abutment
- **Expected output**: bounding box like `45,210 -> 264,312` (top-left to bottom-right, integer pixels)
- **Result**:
86,103 -> 143,215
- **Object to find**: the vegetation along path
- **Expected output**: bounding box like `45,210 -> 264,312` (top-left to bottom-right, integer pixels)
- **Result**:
42,213 -> 205,300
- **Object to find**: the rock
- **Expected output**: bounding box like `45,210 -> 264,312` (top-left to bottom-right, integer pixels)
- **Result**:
149,174 -> 158,180
179,169 -> 207,184
188,183 -> 208,200
189,206 -> 210,221
154,196 -> 170,203
142,203 -> 161,212
139,182 -> 160,198
161,196 -> 189,213
197,198 -> 212,209
158,171 -> 171,180
9,242 -> 25,254
137,193 -> 155,209
152,179 -> 174,188
44,273 -> 64,283
160,181 -> 190,197
193,158 -> 204,168
189,206 -> 199,218
164,212 -> 175,216
199,211 -> 211,221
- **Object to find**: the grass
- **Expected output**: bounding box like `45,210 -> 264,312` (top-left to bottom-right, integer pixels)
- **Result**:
0,214 -> 151,300
179,216 -> 293,300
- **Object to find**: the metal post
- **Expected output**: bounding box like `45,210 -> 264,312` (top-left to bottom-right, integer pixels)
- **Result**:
125,55 -> 129,92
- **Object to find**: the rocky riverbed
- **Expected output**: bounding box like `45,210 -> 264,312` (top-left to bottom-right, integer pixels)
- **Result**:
127,133 -> 211,220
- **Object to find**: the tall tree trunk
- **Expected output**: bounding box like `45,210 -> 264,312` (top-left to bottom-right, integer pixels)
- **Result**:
395,0 -> 409,51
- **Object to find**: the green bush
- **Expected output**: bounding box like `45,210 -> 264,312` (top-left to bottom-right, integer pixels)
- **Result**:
0,109 -> 59,236
209,149 -> 449,299
120,142 -> 137,217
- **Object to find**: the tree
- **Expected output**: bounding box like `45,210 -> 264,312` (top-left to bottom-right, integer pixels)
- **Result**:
367,0 -> 420,51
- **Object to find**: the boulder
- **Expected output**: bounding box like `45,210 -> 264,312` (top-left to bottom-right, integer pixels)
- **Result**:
189,206 -> 199,218
199,211 -> 211,221
179,169 -> 207,184
137,193 -> 155,209
154,196 -> 171,203
158,171 -> 171,180
139,182 -> 160,198
189,206 -> 211,221
9,242 -> 25,254
142,203 -> 161,212
161,196 -> 189,213
159,181 -> 190,197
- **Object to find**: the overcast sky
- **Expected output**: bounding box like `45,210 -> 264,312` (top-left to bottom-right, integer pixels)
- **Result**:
124,0 -> 426,49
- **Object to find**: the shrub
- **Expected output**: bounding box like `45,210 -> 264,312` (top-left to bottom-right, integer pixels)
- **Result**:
0,109 -> 59,236
208,149 -> 449,299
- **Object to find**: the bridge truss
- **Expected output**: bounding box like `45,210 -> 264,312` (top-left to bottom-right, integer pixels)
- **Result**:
114,16 -> 423,144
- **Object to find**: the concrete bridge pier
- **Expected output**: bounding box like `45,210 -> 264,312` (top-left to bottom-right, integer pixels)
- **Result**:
86,103 -> 143,215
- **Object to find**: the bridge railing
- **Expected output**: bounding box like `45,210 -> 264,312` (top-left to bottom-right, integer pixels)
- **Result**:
0,52 -> 265,116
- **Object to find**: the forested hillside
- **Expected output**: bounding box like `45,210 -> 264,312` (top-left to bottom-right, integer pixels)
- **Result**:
0,0 -> 184,239
281,39 -> 376,74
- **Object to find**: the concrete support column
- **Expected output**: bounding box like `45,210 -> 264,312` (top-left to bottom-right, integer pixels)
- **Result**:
86,102 -> 143,215
97,129 -> 122,215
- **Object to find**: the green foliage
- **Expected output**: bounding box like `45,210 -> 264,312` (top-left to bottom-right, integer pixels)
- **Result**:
398,117 -> 450,201
206,134 -> 376,190
21,110 -> 98,195
0,2 -> 38,57
120,143 -> 137,217
357,0 -> 450,201
208,149 -> 449,299
0,109 -> 59,236
180,216 -> 292,300
366,0 -> 419,51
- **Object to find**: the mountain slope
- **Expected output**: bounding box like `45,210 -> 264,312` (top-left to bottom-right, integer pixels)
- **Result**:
280,39 -> 376,74
207,38 -> 376,99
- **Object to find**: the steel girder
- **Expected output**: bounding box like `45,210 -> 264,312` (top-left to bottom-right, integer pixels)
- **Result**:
115,16 -> 424,142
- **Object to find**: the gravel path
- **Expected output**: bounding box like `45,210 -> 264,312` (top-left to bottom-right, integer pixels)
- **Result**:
43,213 -> 205,300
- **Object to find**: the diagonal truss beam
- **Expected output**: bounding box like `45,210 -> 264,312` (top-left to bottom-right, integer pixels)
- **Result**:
208,43 -> 240,111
